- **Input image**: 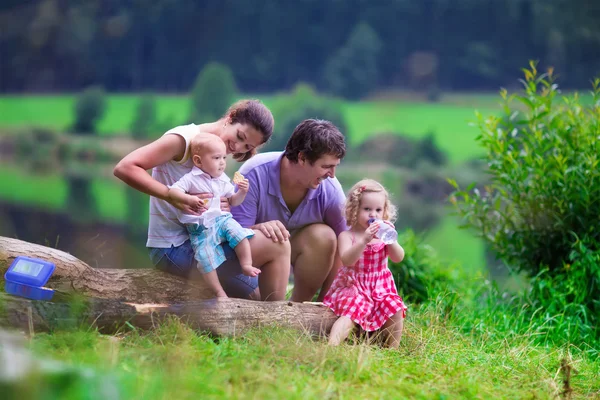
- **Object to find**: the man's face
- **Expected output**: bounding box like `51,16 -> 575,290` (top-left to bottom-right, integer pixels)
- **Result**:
299,153 -> 341,189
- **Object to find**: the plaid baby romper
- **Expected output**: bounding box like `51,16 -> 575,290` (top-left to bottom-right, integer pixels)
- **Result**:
187,214 -> 254,274
323,234 -> 407,331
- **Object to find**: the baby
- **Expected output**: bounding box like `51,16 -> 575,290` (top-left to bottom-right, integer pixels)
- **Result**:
167,134 -> 260,297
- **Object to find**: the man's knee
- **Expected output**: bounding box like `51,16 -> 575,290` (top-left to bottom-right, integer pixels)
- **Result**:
264,237 -> 292,259
299,223 -> 337,251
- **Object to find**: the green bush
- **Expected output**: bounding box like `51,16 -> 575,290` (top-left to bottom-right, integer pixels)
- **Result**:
389,230 -> 462,304
449,62 -> 600,342
189,62 -> 237,122
72,86 -> 107,134
264,83 -> 347,152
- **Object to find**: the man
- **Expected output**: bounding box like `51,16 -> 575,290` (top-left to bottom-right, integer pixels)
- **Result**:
232,119 -> 347,302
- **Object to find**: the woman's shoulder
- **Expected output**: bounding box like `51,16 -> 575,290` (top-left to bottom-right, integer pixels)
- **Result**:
165,123 -> 198,135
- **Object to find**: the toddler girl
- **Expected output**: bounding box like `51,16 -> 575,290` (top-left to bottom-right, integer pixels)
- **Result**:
324,179 -> 407,348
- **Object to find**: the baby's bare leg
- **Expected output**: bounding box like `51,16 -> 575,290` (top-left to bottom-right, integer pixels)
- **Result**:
202,269 -> 227,298
234,238 -> 261,277
381,312 -> 404,348
328,316 -> 356,346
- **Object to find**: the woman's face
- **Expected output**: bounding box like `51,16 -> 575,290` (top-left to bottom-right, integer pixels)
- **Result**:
221,122 -> 264,155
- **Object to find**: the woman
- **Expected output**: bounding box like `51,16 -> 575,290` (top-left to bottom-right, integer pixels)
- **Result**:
114,99 -> 290,301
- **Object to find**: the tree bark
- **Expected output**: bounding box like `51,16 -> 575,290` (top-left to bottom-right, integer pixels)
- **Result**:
0,236 -> 214,303
0,236 -> 338,336
0,294 -> 336,337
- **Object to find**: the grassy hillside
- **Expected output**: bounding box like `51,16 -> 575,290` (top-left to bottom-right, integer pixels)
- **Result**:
0,93 -> 497,164
17,298 -> 600,399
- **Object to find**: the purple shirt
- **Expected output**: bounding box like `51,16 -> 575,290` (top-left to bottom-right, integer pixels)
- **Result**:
231,152 -> 347,236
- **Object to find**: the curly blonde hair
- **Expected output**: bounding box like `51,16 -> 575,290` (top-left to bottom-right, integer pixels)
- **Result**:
344,179 -> 397,228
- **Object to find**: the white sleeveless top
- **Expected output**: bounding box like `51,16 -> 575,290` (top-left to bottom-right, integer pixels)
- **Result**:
146,124 -> 200,248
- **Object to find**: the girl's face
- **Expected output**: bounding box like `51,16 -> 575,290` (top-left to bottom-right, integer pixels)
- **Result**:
221,122 -> 264,155
356,191 -> 386,230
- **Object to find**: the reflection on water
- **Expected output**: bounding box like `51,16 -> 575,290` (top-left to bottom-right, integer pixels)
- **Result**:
0,161 -> 152,270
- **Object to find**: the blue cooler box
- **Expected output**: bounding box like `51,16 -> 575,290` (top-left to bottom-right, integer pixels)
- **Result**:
4,256 -> 55,300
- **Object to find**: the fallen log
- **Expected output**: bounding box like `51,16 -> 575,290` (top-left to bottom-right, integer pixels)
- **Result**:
0,236 -> 215,303
0,236 -> 337,336
0,294 -> 336,337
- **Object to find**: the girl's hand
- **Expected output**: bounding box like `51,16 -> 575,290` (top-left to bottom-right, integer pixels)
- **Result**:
363,222 -> 380,244
236,178 -> 250,193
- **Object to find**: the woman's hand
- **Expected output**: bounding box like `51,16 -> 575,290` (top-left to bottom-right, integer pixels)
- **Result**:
251,220 -> 290,242
169,192 -> 212,214
220,196 -> 231,213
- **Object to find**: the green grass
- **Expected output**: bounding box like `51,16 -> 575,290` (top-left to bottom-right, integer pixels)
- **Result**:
426,214 -> 487,276
15,295 -> 600,399
343,101 -> 493,164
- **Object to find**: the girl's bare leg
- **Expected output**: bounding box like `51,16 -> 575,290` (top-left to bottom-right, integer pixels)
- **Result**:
381,312 -> 404,348
328,316 -> 356,346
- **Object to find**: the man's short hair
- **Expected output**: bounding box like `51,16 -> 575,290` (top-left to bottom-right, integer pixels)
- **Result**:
283,119 -> 346,164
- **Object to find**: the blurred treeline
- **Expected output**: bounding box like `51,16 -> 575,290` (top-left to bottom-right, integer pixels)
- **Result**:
1,0 -> 599,95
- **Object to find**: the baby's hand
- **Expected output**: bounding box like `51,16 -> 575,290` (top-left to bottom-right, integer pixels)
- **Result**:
236,178 -> 249,193
186,194 -> 208,213
363,222 -> 379,244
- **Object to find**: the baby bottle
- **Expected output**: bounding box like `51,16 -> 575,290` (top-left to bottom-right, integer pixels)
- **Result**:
367,218 -> 398,244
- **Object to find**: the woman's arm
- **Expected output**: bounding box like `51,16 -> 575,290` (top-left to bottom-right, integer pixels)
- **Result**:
113,135 -> 185,200
114,134 -> 186,201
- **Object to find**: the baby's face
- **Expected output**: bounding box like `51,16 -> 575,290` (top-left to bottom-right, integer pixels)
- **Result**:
196,142 -> 227,178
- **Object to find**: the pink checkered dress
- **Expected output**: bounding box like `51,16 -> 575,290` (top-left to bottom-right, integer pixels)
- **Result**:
323,236 -> 407,332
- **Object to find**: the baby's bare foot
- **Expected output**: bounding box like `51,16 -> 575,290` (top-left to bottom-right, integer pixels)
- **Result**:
241,264 -> 261,277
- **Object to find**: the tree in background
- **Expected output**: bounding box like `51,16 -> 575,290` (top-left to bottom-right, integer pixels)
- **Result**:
264,83 -> 348,152
189,62 -> 237,123
322,22 -> 382,100
72,86 -> 107,134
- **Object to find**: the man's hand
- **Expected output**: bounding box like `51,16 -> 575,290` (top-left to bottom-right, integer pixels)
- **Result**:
252,220 -> 290,242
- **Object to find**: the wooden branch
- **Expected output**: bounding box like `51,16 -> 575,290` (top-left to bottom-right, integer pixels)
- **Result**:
0,294 -> 337,337
0,236 -> 213,303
